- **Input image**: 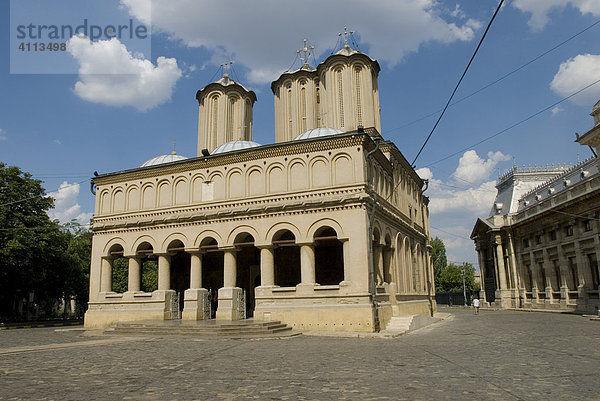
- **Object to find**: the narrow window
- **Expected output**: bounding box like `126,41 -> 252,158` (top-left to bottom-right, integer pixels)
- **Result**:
287,85 -> 293,136
355,67 -> 362,126
336,69 -> 344,128
300,85 -> 307,132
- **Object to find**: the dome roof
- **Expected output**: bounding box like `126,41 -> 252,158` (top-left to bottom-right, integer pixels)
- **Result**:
140,153 -> 188,167
211,140 -> 262,155
293,127 -> 344,141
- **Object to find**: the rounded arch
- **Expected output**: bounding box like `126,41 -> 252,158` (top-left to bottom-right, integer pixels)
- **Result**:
227,225 -> 261,246
130,235 -> 158,255
372,221 -> 384,245
208,171 -> 224,181
103,237 -> 127,256
225,166 -> 244,180
266,222 -> 302,243
194,230 -> 223,248
160,232 -> 191,253
307,218 -> 345,240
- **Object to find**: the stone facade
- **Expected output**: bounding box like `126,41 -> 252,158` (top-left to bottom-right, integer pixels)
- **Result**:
471,100 -> 600,314
84,43 -> 435,332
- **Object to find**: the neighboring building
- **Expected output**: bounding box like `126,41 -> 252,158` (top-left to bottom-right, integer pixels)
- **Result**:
84,39 -> 435,332
471,100 -> 600,314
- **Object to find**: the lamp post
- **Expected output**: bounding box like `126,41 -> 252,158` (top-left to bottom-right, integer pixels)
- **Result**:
462,265 -> 467,307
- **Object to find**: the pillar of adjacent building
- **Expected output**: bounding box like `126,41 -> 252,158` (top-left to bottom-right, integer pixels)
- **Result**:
127,256 -> 141,292
100,257 -> 112,293
157,254 -> 171,291
507,233 -> 519,291
183,250 -> 209,321
495,235 -> 508,308
217,248 -> 242,320
341,239 -> 351,286
373,244 -> 384,286
542,250 -> 553,304
476,245 -> 487,304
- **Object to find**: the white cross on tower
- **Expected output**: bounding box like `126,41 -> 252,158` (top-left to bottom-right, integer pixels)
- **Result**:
338,25 -> 354,47
296,38 -> 315,67
221,61 -> 233,76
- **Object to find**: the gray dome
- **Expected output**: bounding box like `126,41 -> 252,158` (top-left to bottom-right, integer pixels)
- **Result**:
140,153 -> 188,167
211,140 -> 262,155
293,127 -> 344,141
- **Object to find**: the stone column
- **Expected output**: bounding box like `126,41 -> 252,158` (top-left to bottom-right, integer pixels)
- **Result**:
300,244 -> 316,285
542,250 -> 553,304
223,249 -> 237,288
507,233 -> 519,290
495,236 -> 507,290
373,244 -> 384,286
259,246 -> 275,287
382,247 -> 393,285
101,257 -> 113,293
189,252 -> 202,289
217,248 -> 242,321
476,245 -> 487,304
158,254 -> 171,291
127,256 -> 141,292
183,250 -> 209,321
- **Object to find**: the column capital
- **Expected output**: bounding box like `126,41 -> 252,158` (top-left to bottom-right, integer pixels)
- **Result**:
494,235 -> 503,245
123,253 -> 141,259
296,242 -> 315,248
255,244 -> 275,250
220,246 -> 237,253
184,248 -> 203,254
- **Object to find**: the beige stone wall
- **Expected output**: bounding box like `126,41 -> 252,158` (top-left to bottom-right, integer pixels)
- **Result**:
272,52 -> 381,142
87,133 -> 433,330
196,80 -> 255,154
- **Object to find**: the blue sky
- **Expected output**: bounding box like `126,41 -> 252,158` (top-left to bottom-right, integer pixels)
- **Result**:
1,0 -> 600,265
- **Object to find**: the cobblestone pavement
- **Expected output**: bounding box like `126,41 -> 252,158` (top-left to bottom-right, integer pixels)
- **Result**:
0,308 -> 599,400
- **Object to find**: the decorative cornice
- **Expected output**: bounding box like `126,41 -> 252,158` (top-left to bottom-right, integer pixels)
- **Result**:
93,133 -> 368,186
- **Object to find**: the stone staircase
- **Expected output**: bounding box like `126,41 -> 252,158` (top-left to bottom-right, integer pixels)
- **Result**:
382,315 -> 414,336
104,319 -> 299,339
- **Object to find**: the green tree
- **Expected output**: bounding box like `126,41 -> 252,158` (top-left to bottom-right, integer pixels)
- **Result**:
0,164 -> 91,320
437,262 -> 478,293
431,237 -> 447,290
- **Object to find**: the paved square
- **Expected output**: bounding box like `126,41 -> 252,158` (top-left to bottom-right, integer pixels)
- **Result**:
1,308 -> 598,400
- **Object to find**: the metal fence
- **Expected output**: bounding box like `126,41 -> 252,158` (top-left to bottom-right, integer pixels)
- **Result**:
435,290 -> 480,306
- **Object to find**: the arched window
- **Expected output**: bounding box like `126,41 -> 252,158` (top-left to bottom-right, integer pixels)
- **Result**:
314,227 -> 344,285
273,230 -> 301,287
108,244 -> 127,294
136,242 -> 157,293
226,96 -> 236,141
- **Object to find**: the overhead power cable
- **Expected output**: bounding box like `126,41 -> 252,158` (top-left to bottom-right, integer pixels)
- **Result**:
411,0 -> 505,166
387,18 -> 600,134
420,77 -> 600,169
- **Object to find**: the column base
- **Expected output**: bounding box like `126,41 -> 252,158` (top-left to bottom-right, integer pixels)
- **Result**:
182,288 -> 210,320
216,287 -> 243,321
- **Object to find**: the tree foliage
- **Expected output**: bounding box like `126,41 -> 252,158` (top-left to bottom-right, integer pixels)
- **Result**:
437,262 -> 479,293
0,163 -> 91,321
431,237 -> 447,289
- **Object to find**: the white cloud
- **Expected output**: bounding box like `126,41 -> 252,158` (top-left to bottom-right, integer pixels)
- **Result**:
0,128 -> 6,141
53,139 -> 62,145
47,182 -> 93,225
550,54 -> 600,105
120,0 -> 481,84
453,150 -> 511,185
513,0 -> 600,30
551,105 -> 564,116
67,35 -> 182,111
421,150 -> 512,264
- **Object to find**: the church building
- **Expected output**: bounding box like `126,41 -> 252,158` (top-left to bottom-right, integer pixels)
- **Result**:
84,36 -> 435,332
